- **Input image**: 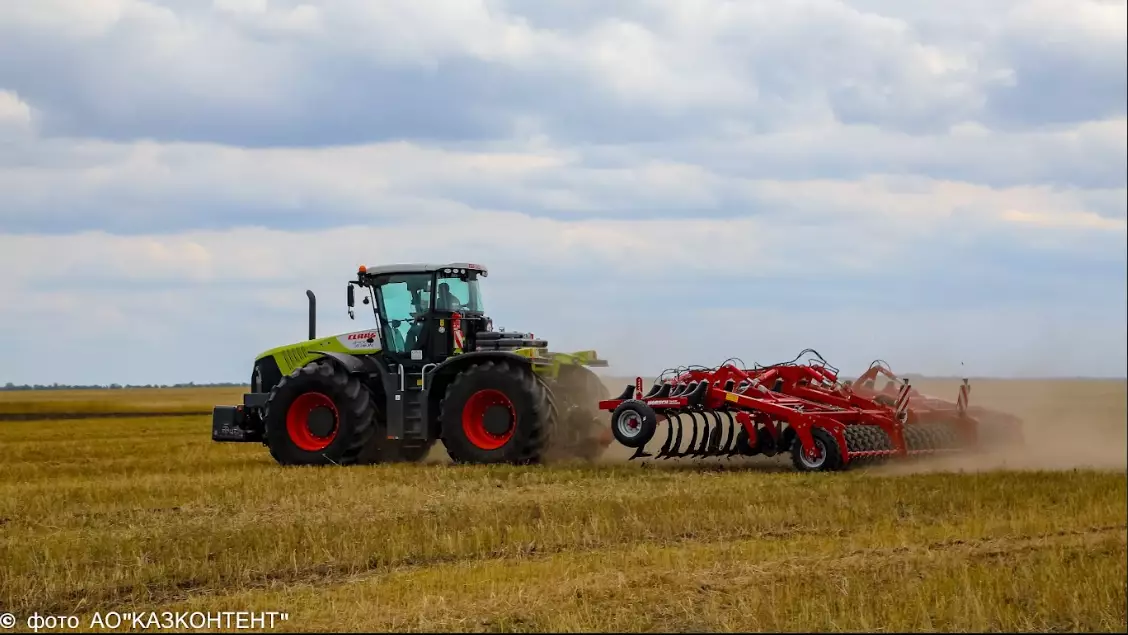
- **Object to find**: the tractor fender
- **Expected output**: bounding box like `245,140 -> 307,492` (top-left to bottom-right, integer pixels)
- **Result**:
425,350 -> 540,391
309,351 -> 398,399
421,351 -> 541,436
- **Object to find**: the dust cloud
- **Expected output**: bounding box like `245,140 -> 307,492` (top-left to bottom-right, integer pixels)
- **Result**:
873,377 -> 1127,475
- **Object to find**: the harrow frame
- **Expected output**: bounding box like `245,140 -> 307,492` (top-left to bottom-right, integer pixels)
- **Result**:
597,354 -> 985,472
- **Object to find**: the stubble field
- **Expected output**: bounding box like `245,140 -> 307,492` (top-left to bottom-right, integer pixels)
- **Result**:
1,377 -> 1125,632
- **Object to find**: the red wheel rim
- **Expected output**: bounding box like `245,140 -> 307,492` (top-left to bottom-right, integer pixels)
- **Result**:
462,389 -> 515,450
286,392 -> 339,452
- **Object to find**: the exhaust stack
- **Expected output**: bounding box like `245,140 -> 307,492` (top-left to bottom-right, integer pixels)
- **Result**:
306,290 -> 316,340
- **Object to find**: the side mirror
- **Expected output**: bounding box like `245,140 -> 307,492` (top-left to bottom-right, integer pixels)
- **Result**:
347,284 -> 355,320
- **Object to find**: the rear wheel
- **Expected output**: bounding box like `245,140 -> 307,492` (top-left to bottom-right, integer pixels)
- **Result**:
439,360 -> 552,464
790,427 -> 843,472
263,361 -> 377,466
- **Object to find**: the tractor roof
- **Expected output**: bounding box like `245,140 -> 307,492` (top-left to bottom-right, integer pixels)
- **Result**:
357,262 -> 488,277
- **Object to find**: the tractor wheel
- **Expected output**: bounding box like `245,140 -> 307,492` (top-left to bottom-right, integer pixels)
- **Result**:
263,361 -> 377,466
545,365 -> 612,462
438,360 -> 553,464
790,427 -> 843,472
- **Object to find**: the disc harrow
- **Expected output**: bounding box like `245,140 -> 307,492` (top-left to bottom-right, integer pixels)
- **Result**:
598,351 -> 1021,472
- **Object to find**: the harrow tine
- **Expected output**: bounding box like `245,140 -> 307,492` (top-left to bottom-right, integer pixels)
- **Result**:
695,414 -> 714,457
676,412 -> 694,457
628,445 -> 652,460
686,413 -> 704,458
667,413 -> 686,459
713,411 -> 733,457
656,413 -> 679,459
707,411 -> 725,455
726,414 -> 742,457
690,412 -> 708,457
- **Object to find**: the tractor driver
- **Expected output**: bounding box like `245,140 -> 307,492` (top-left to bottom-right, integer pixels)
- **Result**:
405,282 -> 464,352
435,282 -> 463,312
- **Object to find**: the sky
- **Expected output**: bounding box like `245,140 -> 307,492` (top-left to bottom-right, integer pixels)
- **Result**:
0,0 -> 1125,385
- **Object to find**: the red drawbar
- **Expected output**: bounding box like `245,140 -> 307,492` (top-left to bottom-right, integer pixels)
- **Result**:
461,389 -> 515,450
286,392 -> 339,452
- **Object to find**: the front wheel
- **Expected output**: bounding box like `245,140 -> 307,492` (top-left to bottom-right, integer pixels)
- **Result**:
439,360 -> 552,464
263,361 -> 377,466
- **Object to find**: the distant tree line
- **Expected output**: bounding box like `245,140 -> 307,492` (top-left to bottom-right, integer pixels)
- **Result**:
1,382 -> 248,391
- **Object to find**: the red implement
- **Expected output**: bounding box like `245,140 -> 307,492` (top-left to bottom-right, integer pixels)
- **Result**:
598,352 -> 1023,472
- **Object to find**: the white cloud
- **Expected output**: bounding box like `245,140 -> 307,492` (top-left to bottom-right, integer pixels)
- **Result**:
0,0 -> 1124,384
0,89 -> 33,137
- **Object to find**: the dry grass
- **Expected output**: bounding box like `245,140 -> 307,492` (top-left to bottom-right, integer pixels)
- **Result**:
1,383 -> 1125,633
0,387 -> 244,416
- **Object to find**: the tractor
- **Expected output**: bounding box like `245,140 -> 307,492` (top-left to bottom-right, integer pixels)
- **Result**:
212,263 -> 612,465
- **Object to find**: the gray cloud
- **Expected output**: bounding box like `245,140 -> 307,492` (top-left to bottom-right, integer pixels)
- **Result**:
0,0 -> 1124,383
4,0 -> 1122,149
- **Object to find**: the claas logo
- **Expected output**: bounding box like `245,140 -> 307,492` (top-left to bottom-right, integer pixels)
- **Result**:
347,332 -> 379,340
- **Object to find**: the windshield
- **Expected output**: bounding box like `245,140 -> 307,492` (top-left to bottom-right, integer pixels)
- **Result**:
371,271 -> 485,354
429,274 -> 485,314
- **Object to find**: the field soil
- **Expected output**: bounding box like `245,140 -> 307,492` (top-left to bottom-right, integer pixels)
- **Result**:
1,378 -> 1124,632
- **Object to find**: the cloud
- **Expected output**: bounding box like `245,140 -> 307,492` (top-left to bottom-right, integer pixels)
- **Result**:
4,0 -> 1122,147
0,0 -> 1124,384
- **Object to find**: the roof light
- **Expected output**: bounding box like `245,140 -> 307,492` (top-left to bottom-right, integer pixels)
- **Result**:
358,265 -> 367,274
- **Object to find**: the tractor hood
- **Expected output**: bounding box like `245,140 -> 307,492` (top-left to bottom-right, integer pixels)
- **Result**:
255,329 -> 383,377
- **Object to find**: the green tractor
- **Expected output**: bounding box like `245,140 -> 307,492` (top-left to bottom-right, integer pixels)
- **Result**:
212,262 -> 613,465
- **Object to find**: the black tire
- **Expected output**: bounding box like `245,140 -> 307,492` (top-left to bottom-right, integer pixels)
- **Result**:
790,427 -> 844,472
438,360 -> 552,464
263,361 -> 377,466
609,400 -> 658,448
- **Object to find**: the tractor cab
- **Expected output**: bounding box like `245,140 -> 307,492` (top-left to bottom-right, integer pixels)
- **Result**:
348,262 -> 490,366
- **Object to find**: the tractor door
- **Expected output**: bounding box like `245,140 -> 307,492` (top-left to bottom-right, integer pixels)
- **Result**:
372,274 -> 438,441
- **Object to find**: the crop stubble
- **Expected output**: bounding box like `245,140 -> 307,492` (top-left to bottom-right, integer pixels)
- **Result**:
0,381 -> 1124,632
